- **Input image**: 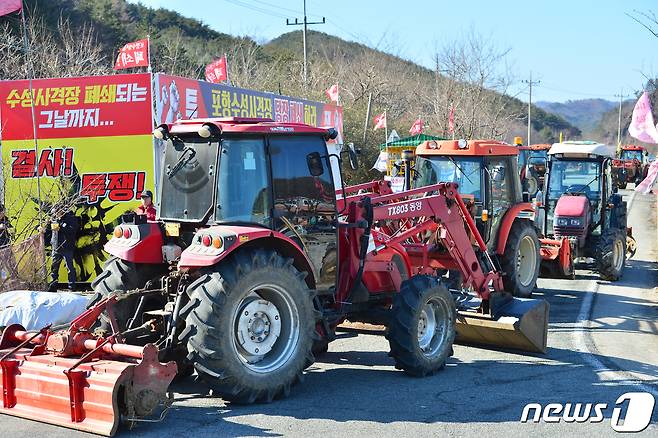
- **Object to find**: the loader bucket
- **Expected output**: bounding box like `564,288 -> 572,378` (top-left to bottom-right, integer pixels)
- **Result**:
455,296 -> 549,353
0,325 -> 177,436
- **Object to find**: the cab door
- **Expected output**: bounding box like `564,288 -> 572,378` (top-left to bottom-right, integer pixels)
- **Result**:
268,135 -> 339,290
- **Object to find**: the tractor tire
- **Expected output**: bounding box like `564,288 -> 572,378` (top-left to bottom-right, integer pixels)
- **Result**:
179,249 -> 317,404
386,275 -> 456,377
595,229 -> 626,281
90,257 -> 166,330
499,220 -> 540,298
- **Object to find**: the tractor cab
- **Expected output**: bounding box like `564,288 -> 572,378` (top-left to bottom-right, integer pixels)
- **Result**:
152,117 -> 345,290
542,141 -> 615,241
619,145 -> 645,162
413,139 -> 525,246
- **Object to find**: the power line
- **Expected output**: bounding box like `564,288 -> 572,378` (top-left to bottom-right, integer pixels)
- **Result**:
223,0 -> 289,19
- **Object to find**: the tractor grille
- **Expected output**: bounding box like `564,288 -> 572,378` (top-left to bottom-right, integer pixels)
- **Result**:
554,225 -> 586,239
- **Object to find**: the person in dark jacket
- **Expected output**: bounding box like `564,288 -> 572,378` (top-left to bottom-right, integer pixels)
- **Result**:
48,208 -> 79,291
0,204 -> 12,247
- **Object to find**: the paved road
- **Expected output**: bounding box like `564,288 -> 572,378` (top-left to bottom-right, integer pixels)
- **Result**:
3,190 -> 657,437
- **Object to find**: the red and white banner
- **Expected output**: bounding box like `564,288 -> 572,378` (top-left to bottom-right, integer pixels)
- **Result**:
0,0 -> 21,17
448,105 -> 455,133
114,38 -> 149,70
628,92 -> 658,144
205,56 -> 228,84
326,84 -> 339,103
409,118 -> 423,135
373,112 -> 386,130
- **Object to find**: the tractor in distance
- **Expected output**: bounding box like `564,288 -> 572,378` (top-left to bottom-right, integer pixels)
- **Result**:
517,142 -> 551,196
612,144 -> 650,189
534,141 -> 635,281
0,118 -> 549,436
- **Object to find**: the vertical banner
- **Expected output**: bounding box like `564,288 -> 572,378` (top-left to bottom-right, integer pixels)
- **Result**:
153,73 -> 344,188
0,73 -> 154,283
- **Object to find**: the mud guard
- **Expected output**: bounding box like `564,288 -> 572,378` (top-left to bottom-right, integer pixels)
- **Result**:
495,203 -> 535,255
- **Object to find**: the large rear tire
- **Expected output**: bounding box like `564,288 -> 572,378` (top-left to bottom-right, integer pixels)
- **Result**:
90,257 -> 166,329
595,229 -> 626,281
499,220 -> 540,298
386,275 -> 456,377
179,249 -> 317,404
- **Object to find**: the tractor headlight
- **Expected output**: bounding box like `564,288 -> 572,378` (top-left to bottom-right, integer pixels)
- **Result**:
556,217 -> 569,226
569,218 -> 583,227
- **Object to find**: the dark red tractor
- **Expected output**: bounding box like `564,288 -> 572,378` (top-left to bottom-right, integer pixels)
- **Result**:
612,144 -> 650,189
0,118 -> 549,435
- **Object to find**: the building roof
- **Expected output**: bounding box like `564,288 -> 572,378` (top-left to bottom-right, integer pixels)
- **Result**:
416,139 -> 518,157
548,141 -> 615,158
379,134 -> 448,151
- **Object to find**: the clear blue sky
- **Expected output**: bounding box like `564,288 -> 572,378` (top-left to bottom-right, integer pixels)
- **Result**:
129,0 -> 658,103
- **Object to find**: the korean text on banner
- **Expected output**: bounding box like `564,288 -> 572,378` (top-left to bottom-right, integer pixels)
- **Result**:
114,39 -> 149,70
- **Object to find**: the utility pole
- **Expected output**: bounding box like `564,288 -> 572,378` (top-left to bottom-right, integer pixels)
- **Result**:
286,0 -> 325,88
615,89 -> 627,148
522,72 -> 540,145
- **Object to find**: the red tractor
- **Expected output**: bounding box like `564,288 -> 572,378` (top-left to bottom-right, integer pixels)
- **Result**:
536,141 -> 634,280
0,118 -> 549,435
612,144 -> 650,189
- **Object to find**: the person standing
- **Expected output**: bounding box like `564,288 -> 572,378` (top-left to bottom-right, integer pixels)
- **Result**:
0,204 -> 12,247
48,208 -> 79,291
135,190 -> 156,221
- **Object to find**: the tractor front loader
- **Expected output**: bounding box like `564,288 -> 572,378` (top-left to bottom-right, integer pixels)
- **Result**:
1,118 -> 549,435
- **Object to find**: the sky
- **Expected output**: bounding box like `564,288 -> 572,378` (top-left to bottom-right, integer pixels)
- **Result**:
127,0 -> 658,103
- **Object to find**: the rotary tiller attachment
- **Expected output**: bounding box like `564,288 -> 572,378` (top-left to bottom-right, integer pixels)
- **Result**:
0,296 -> 177,436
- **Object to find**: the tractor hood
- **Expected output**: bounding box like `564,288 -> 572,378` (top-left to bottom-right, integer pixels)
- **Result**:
555,195 -> 589,217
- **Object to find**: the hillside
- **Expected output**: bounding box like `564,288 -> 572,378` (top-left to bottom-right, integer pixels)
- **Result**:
2,0 -> 582,181
536,98 -> 618,134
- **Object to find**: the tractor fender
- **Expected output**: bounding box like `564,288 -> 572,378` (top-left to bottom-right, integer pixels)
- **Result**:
495,203 -> 535,255
178,226 -> 317,287
104,222 -> 164,264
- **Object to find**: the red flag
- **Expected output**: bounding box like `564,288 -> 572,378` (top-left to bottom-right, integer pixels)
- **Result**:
0,0 -> 21,16
205,56 -> 228,84
448,105 -> 455,133
409,118 -> 423,135
373,112 -> 387,130
326,84 -> 339,102
114,38 -> 149,70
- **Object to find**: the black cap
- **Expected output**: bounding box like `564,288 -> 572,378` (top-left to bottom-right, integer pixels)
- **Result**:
140,190 -> 153,198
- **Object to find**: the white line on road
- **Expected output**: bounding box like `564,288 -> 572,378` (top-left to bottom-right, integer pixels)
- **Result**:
573,278 -> 658,397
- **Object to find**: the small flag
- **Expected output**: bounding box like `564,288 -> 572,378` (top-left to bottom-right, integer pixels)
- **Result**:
409,118 -> 423,135
0,0 -> 21,17
373,112 -> 387,130
114,38 -> 149,70
628,92 -> 658,144
372,151 -> 388,172
448,105 -> 455,133
326,84 -> 339,103
205,55 -> 228,84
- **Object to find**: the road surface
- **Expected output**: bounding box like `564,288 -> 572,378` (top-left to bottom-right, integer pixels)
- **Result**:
3,189 -> 657,437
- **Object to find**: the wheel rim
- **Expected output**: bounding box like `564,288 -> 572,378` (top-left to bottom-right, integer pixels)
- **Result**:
417,297 -> 449,357
517,235 -> 537,287
612,238 -> 624,271
231,283 -> 300,374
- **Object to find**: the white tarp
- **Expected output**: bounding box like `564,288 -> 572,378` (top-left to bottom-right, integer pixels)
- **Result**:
0,291 -> 90,330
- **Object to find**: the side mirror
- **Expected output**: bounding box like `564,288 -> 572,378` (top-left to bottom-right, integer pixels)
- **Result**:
306,152 -> 324,177
348,143 -> 359,170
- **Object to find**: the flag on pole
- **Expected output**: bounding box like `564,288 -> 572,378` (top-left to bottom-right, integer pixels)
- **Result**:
628,92 -> 658,144
114,38 -> 149,70
372,151 -> 388,172
0,0 -> 21,16
205,55 -> 228,84
326,84 -> 339,103
409,118 -> 423,135
448,105 -> 455,133
373,112 -> 387,130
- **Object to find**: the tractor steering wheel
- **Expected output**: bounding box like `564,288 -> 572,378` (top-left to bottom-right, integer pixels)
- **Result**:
565,184 -> 591,195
